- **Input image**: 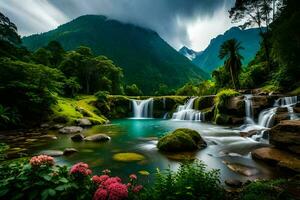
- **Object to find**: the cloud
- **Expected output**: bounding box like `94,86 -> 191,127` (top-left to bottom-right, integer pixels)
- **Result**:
1,0 -> 234,50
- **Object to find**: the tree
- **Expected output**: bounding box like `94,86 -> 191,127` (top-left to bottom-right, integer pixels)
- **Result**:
45,41 -> 65,67
229,0 -> 282,68
218,39 -> 244,89
31,48 -> 52,66
125,84 -> 143,96
0,12 -> 20,45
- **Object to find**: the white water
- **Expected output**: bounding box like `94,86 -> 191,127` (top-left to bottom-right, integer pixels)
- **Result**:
131,98 -> 153,118
240,95 -> 299,142
172,97 -> 204,121
244,94 -> 255,124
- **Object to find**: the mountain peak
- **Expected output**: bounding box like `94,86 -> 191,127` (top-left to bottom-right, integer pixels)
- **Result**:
179,46 -> 202,60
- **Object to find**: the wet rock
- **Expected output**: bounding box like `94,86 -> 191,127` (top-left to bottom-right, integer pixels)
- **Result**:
63,148 -> 78,156
193,96 -> 215,110
222,160 -> 259,176
84,134 -> 110,142
164,152 -> 197,161
35,135 -> 57,140
38,150 -> 63,157
252,147 -> 300,173
225,179 -> 243,188
157,128 -> 207,152
40,123 -> 50,128
240,130 -> 260,138
77,118 -> 92,126
251,96 -> 273,116
59,126 -> 83,134
50,124 -> 64,130
71,134 -> 85,142
269,120 -> 300,154
294,103 -> 300,113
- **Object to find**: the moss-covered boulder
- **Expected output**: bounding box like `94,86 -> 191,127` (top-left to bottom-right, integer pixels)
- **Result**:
193,96 -> 215,110
157,128 -> 207,152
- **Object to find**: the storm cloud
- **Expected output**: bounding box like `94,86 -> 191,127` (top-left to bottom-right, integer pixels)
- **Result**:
1,0 -> 235,50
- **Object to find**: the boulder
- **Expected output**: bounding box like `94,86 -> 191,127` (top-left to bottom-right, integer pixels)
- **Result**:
84,134 -> 110,142
252,147 -> 300,173
59,126 -> 83,134
294,102 -> 300,113
77,118 -> 92,126
193,96 -> 215,110
251,96 -> 273,116
222,160 -> 259,176
225,96 -> 245,116
269,120 -> 300,154
63,148 -> 78,156
157,128 -> 207,152
50,124 -> 64,130
71,134 -> 85,142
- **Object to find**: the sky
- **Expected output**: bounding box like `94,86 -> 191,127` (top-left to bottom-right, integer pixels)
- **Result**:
1,0 -> 235,51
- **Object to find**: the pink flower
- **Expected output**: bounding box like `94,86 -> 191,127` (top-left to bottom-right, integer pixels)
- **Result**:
102,177 -> 122,188
126,183 -> 132,188
129,174 -> 137,180
30,155 -> 54,167
132,185 -> 143,193
93,188 -> 108,200
92,175 -> 110,184
107,182 -> 128,200
70,162 -> 92,176
102,169 -> 111,175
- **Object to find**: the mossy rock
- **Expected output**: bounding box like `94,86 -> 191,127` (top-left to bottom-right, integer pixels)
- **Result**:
214,113 -> 230,125
157,128 -> 207,152
113,152 -> 145,162
194,96 -> 215,110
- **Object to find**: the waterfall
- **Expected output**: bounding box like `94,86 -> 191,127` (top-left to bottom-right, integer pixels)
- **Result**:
244,94 -> 255,124
162,97 -> 166,109
172,97 -> 204,121
274,96 -> 299,120
131,98 -> 153,118
258,107 -> 277,128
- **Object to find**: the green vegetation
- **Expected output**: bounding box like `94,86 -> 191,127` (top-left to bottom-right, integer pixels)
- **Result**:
218,39 -> 243,89
22,15 -> 208,94
241,179 -> 295,200
157,128 -> 206,152
138,160 -> 223,200
125,84 -> 143,96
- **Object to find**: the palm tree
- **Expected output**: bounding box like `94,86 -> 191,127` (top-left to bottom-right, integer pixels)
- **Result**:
218,39 -> 244,89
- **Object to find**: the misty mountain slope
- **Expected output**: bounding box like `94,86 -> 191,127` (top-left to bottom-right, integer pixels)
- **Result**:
192,27 -> 262,73
179,46 -> 202,60
22,15 -> 208,94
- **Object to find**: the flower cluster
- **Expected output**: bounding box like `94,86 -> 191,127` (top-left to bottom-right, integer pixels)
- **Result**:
70,162 -> 92,176
93,172 -> 143,200
30,155 -> 54,167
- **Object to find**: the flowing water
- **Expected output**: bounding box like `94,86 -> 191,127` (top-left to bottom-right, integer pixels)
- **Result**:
131,98 -> 153,118
28,119 -> 286,183
244,94 -> 255,125
172,97 -> 204,121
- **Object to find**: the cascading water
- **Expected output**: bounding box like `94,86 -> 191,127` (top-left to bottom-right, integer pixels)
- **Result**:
131,98 -> 153,119
172,97 -> 204,121
244,94 -> 255,124
256,96 -> 299,129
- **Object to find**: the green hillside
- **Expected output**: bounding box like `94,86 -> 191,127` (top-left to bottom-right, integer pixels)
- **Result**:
192,27 -> 262,73
22,15 -> 208,94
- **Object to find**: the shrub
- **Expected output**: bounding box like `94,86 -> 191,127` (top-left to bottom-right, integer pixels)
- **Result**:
137,160 -> 223,200
125,84 -> 143,96
241,179 -> 293,200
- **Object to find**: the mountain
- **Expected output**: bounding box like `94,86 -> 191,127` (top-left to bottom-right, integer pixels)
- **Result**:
179,46 -> 202,61
192,27 -> 262,73
22,15 -> 208,94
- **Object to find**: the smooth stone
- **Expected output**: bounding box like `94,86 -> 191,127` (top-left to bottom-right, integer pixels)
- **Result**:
59,126 -> 83,134
78,118 -> 92,126
222,160 -> 259,176
164,152 -> 197,161
113,152 -> 145,162
63,148 -> 78,156
84,134 -> 110,142
40,123 -> 50,128
252,147 -> 300,173
50,124 -> 64,130
25,138 -> 38,142
39,150 -> 63,157
225,179 -> 243,188
71,134 -> 85,142
269,120 -> 300,154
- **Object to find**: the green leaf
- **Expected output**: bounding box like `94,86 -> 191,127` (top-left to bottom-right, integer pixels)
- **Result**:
59,177 -> 68,183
